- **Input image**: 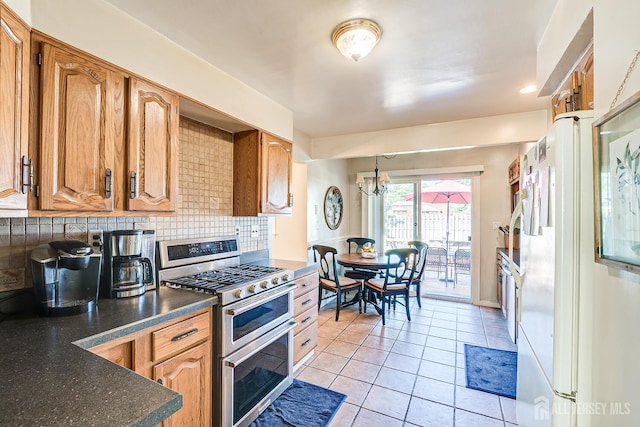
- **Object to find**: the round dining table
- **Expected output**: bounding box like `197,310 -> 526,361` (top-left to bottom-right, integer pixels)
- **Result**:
336,253 -> 400,315
335,252 -> 398,270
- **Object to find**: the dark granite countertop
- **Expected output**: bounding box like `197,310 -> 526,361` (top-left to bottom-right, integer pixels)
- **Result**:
0,287 -> 216,426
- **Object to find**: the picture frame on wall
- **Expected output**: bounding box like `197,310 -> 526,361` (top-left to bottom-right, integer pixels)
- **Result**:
593,90 -> 640,274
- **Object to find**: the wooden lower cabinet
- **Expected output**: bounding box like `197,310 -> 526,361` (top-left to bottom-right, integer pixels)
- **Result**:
154,340 -> 211,427
88,308 -> 212,426
292,272 -> 319,369
89,339 -> 134,370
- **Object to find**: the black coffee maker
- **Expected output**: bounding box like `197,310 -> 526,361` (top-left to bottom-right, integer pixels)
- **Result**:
101,230 -> 153,298
31,240 -> 102,316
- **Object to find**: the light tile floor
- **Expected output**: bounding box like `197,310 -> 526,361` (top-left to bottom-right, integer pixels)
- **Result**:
295,296 -> 518,427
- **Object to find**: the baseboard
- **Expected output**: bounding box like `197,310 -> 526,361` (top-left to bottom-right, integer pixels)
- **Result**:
478,299 -> 501,309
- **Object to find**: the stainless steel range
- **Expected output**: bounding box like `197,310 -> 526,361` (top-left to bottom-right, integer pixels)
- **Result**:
156,236 -> 298,427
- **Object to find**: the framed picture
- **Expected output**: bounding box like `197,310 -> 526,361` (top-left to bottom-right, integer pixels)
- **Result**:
593,90 -> 640,273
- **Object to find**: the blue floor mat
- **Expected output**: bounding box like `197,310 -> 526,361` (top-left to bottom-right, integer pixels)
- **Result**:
250,379 -> 346,427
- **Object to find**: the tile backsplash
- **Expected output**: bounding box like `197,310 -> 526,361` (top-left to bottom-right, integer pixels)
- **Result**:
0,116 -> 268,292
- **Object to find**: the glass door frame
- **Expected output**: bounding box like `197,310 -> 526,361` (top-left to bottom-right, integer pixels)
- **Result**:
375,174 -> 477,303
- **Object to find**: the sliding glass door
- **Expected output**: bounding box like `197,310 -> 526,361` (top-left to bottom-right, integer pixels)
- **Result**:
381,177 -> 472,300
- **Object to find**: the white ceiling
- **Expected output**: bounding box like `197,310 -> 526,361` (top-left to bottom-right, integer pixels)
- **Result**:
104,0 -> 557,139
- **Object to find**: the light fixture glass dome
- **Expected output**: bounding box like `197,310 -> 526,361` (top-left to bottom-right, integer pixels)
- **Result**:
332,19 -> 382,62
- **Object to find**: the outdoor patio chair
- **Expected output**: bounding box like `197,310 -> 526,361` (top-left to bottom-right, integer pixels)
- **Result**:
454,249 -> 471,287
363,247 -> 418,326
344,237 -> 378,281
313,244 -> 362,321
425,246 -> 448,278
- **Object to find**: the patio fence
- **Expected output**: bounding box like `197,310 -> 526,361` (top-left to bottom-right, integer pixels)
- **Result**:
385,212 -> 471,249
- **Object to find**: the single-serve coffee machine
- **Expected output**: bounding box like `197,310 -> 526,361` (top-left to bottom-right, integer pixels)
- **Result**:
31,240 -> 102,316
101,230 -> 154,298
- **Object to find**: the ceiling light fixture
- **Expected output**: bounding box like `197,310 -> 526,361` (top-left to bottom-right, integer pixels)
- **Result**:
331,18 -> 381,62
519,84 -> 537,94
356,156 -> 390,196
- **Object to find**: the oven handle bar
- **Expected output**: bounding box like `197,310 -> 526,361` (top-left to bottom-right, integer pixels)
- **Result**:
224,320 -> 298,368
225,283 -> 297,316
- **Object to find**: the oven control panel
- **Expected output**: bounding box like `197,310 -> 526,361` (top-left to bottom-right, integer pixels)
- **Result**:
218,270 -> 295,305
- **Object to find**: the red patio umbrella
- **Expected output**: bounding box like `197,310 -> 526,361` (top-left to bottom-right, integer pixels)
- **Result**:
405,180 -> 471,282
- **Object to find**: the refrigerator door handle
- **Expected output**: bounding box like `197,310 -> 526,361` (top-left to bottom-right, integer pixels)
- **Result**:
509,197 -> 524,288
509,197 -> 525,323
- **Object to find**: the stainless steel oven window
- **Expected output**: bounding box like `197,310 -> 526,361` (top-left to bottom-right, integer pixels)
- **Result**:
222,320 -> 296,427
233,293 -> 288,341
221,284 -> 295,356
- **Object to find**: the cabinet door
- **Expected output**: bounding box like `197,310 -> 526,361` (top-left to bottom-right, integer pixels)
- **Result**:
0,6 -> 29,211
127,78 -> 179,212
38,43 -> 121,211
153,340 -> 211,427
261,133 -> 292,215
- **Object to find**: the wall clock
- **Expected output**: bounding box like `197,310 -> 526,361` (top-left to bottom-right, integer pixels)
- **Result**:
324,186 -> 343,230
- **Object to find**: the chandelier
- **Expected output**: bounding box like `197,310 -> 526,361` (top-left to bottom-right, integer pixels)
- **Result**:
356,156 -> 390,196
331,18 -> 382,62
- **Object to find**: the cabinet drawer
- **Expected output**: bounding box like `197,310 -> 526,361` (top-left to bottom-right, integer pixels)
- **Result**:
294,288 -> 318,316
293,321 -> 318,365
293,272 -> 319,299
152,312 -> 211,362
294,305 -> 318,336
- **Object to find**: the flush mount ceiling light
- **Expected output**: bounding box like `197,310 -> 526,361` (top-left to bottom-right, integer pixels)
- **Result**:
519,84 -> 538,94
331,18 -> 382,62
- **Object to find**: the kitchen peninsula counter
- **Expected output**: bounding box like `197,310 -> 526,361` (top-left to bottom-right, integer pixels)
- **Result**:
0,287 -> 216,427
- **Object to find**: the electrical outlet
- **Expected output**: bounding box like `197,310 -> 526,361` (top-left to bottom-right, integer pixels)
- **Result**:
492,222 -> 501,230
251,225 -> 259,239
88,229 -> 103,250
234,226 -> 241,236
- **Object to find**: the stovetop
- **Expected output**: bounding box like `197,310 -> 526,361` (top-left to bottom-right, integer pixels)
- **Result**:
162,264 -> 293,305
156,236 -> 295,305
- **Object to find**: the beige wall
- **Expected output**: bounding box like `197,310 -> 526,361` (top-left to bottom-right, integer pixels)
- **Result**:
271,162 -> 309,262
14,0 -> 293,140
311,110 -> 548,159
306,159 -> 351,253
588,1 -> 640,426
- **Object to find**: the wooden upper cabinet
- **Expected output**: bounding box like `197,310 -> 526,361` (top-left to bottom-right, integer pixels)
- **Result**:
551,44 -> 593,119
37,43 -> 122,211
233,130 -> 293,216
127,78 -> 179,212
0,5 -> 30,212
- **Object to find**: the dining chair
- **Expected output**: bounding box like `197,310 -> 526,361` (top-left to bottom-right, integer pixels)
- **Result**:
344,237 -> 378,281
312,245 -> 362,321
363,247 -> 418,326
454,248 -> 471,287
408,241 -> 429,308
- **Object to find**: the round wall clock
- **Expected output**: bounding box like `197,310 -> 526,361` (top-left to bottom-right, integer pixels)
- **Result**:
324,186 -> 344,230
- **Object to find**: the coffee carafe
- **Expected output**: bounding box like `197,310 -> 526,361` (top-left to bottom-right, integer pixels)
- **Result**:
101,230 -> 153,298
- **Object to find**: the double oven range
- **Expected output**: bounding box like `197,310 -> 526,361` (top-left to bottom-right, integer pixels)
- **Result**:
156,236 -> 297,427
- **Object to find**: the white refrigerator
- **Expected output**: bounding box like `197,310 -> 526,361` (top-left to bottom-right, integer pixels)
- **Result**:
509,111 -> 594,427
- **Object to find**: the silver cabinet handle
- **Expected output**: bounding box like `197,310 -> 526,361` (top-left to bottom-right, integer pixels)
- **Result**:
171,328 -> 199,342
130,171 -> 137,199
21,156 -> 33,194
105,168 -> 112,198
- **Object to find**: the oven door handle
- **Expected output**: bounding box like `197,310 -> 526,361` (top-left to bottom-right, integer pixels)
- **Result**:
225,283 -> 297,316
223,320 -> 298,367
